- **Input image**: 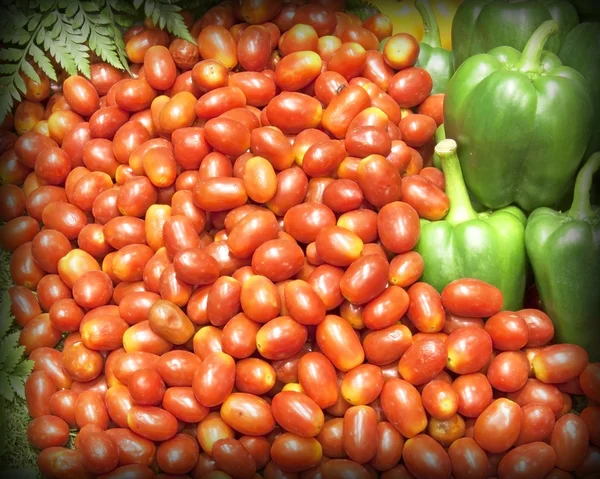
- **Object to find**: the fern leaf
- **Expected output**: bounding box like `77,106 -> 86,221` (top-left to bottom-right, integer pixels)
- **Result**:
40,0 -> 56,11
20,60 -> 41,84
154,0 -> 196,44
345,0 -> 380,20
12,359 -> 34,378
144,0 -> 155,19
0,64 -> 18,75
110,0 -> 136,15
65,2 -> 78,18
27,14 -> 42,32
0,372 -> 14,402
13,72 -> 26,95
30,44 -> 57,81
0,332 -> 20,370
3,346 -> 26,374
71,9 -> 84,29
2,28 -> 31,45
0,88 -> 16,121
81,1 -> 100,13
42,11 -> 58,28
0,291 -> 11,339
0,49 -> 22,62
8,375 -> 26,400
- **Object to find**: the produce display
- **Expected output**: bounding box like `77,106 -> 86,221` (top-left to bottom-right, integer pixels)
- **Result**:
0,0 -> 598,478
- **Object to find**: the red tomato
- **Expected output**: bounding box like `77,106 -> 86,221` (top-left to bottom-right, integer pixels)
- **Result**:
448,437 -> 488,479
343,405 -> 378,464
441,279 -> 504,318
220,393 -> 275,436
550,413 -> 589,471
316,315 -> 364,372
398,339 -> 447,386
271,391 -> 324,438
532,344 -> 589,384
446,327 -> 493,375
402,434 -> 451,479
297,352 -> 339,409
474,398 -> 522,453
380,379 -> 427,439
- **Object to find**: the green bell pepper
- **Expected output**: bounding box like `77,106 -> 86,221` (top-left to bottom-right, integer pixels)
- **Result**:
525,153 -> 600,361
559,23 -> 600,157
415,138 -> 528,312
414,0 -> 454,94
452,0 -> 579,68
444,20 -> 593,212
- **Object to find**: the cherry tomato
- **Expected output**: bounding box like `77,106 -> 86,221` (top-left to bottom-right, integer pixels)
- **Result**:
448,437 -> 488,479
532,344 -> 589,384
474,398 -> 522,453
156,433 -> 200,475
220,393 -> 276,436
452,373 -> 494,418
550,413 -> 589,471
192,352 -> 235,407
272,391 -> 324,438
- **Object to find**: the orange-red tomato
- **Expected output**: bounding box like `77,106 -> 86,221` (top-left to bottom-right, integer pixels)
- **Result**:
402,434 -> 451,479
220,393 -> 275,436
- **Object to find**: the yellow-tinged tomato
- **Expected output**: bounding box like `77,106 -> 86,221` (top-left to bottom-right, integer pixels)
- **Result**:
374,0 -> 462,50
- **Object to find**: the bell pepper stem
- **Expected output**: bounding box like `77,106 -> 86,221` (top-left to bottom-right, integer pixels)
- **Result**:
436,139 -> 479,224
516,20 -> 559,74
415,0 -> 442,48
568,152 -> 600,221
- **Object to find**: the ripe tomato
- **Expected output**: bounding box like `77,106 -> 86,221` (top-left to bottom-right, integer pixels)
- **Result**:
473,398 -> 522,453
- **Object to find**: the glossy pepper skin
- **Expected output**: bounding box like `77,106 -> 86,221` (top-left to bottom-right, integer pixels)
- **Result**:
559,22 -> 600,157
525,153 -> 600,361
415,139 -> 527,312
414,0 -> 455,94
444,20 -> 593,212
452,0 -> 579,68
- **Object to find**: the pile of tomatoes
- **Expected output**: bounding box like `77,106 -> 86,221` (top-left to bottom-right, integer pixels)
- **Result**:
1,0 -> 599,478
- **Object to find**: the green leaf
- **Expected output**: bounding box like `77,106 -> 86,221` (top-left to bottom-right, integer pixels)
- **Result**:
2,346 -> 26,374
81,1 -> 100,12
30,44 -> 57,81
50,17 -> 62,37
0,332 -> 20,370
345,0 -> 380,20
154,0 -> 195,44
144,0 -> 155,18
0,64 -> 18,75
0,372 -> 14,402
20,61 -> 41,84
27,14 -> 42,32
12,359 -> 34,378
71,10 -> 84,29
41,11 -> 58,28
0,90 -> 16,124
133,0 -> 144,10
3,28 -> 31,45
113,13 -> 134,28
0,49 -> 23,62
65,2 -> 78,17
10,86 -> 23,101
0,292 -> 11,339
110,0 -> 136,14
58,0 -> 70,7
14,71 -> 26,94
8,375 -> 25,400
39,0 -> 56,11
